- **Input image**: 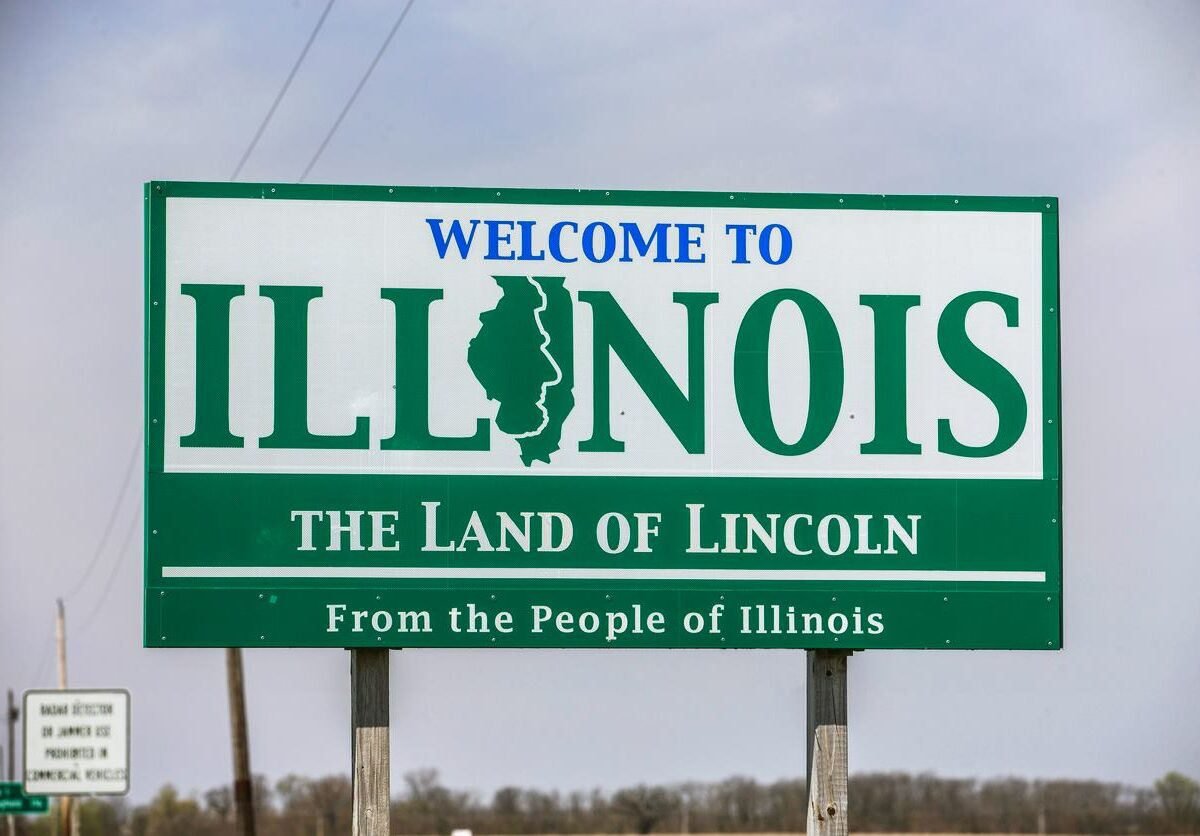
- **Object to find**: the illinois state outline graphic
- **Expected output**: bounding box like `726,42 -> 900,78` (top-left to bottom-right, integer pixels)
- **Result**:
467,275 -> 574,465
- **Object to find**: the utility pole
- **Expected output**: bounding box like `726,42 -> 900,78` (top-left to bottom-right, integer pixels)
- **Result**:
6,690 -> 14,782
55,599 -> 73,836
2,745 -> 11,836
6,689 -> 17,836
225,648 -> 256,836
806,650 -> 849,836
2,744 -> 10,836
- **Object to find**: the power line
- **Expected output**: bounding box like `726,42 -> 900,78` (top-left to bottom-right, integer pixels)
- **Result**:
230,0 -> 337,181
23,433 -> 139,685
62,0 -> 343,634
298,0 -> 417,183
62,434 -> 140,602
30,432 -> 138,690
78,507 -> 142,635
55,1 -> 417,650
58,0 -> 340,630
27,626 -> 55,687
30,446 -> 138,684
29,1 -> 379,687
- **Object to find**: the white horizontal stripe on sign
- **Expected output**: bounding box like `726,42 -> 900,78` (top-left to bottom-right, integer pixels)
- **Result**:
162,566 -> 1046,583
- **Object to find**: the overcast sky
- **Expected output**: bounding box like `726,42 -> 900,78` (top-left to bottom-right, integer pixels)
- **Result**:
1,0 -> 1198,804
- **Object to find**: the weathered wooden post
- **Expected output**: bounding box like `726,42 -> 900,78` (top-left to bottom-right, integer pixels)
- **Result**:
351,649 -> 390,836
806,650 -> 849,836
225,647 -> 256,836
5,689 -> 15,836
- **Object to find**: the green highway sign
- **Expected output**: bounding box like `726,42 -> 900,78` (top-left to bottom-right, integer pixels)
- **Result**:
0,782 -> 49,815
145,182 -> 1061,649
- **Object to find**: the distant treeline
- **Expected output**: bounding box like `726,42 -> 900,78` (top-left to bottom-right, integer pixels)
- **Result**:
17,769 -> 1200,835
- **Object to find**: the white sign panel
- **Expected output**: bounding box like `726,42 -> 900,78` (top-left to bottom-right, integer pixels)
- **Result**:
162,199 -> 1044,479
23,690 -> 130,795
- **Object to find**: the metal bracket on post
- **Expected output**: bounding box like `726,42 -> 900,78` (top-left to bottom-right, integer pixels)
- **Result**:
806,649 -> 850,836
351,649 -> 390,836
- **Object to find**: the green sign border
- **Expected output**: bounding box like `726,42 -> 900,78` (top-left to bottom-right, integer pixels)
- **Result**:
143,182 -> 1062,650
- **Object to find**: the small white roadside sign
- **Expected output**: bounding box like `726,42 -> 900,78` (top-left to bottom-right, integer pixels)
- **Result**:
23,689 -> 130,795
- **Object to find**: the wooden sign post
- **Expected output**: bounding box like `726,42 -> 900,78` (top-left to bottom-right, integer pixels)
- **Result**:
225,648 -> 256,836
351,649 -> 390,836
807,650 -> 849,836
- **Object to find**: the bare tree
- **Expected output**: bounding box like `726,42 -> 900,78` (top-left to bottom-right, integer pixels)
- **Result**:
611,785 -> 677,834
